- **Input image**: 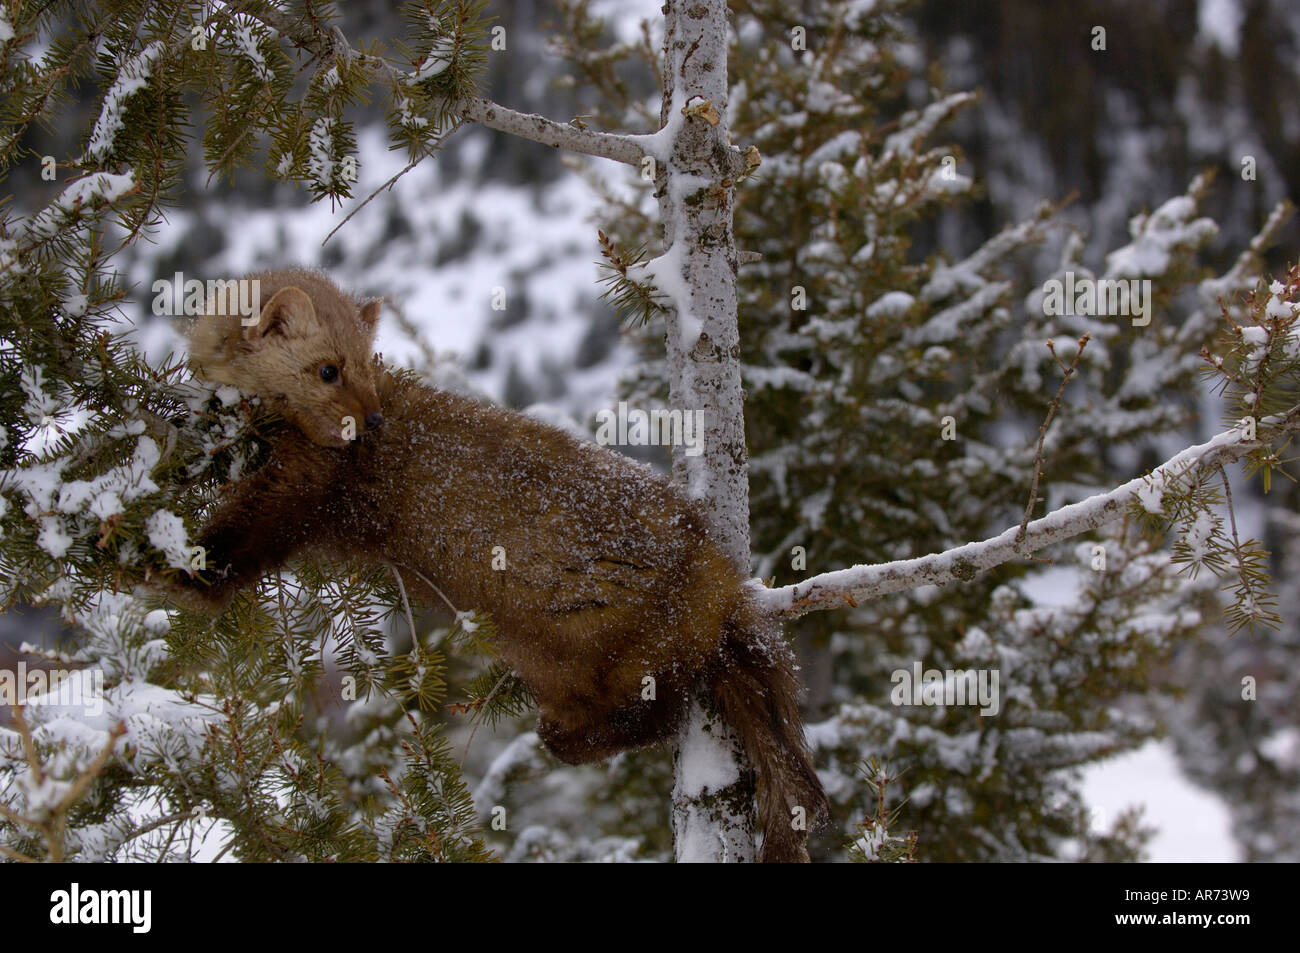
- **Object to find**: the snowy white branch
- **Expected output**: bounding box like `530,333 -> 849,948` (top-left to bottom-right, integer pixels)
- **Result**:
758,404 -> 1300,618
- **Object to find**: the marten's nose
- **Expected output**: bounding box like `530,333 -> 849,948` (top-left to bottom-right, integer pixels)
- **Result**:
365,411 -> 384,431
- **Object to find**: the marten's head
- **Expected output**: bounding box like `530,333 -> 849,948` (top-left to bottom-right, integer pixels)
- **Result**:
188,270 -> 384,448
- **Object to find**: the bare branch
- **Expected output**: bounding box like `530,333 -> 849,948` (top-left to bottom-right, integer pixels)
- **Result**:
387,563 -> 419,642
118,811 -> 197,849
759,403 -> 1300,618
396,560 -> 463,617
320,122 -> 460,247
457,97 -> 645,166
1016,334 -> 1090,551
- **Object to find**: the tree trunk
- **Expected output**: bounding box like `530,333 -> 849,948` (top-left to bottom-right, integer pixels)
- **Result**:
655,0 -> 758,863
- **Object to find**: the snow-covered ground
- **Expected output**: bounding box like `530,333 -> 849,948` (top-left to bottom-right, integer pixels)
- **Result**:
1026,560 -> 1239,862
1083,740 -> 1238,861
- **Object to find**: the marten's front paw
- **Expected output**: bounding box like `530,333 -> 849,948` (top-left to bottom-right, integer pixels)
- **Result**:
143,565 -> 235,615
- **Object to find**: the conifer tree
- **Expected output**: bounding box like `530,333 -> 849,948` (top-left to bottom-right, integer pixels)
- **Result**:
557,0 -> 1299,859
1,0 -> 1297,863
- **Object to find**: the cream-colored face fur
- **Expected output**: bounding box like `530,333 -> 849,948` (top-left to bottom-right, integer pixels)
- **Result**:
188,275 -> 383,448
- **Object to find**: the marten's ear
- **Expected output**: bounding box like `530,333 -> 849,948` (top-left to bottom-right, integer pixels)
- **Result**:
359,298 -> 383,342
248,286 -> 315,340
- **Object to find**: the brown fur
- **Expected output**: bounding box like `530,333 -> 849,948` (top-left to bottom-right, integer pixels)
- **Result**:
176,269 -> 829,862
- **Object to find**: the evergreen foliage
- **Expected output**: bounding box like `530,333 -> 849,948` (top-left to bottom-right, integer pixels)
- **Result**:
1,0 -> 502,863
563,0 -> 1297,860
1,0 -> 1297,862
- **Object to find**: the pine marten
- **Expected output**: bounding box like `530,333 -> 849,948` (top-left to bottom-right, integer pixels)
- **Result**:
175,268 -> 828,862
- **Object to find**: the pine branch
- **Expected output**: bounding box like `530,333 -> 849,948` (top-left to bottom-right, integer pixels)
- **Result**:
2,707 -> 126,862
596,229 -> 669,326
227,0 -> 646,166
760,402 -> 1300,617
1211,465 -> 1274,631
847,759 -> 917,863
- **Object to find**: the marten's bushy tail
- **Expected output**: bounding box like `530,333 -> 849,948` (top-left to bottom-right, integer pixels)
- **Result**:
712,593 -> 830,863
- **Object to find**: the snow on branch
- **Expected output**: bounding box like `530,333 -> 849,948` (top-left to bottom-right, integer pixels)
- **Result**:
471,731 -> 542,818
758,404 -> 1300,618
82,41 -> 166,165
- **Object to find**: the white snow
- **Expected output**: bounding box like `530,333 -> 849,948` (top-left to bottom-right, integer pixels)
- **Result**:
867,291 -> 916,319
1135,479 -> 1165,515
145,509 -> 190,569
215,384 -> 241,407
395,96 -> 429,130
36,515 -> 73,558
229,19 -> 273,82
1259,727 -> 1298,766
1181,510 -> 1217,562
1082,739 -> 1238,861
307,117 -> 339,191
83,42 -> 165,164
142,608 -> 171,634
673,706 -> 740,799
63,293 -> 88,317
472,731 -> 541,816
1197,0 -> 1243,56
1104,191 -> 1218,279
635,241 -> 699,343
406,35 -> 457,84
19,364 -> 59,424
25,171 -> 138,240
88,490 -> 124,520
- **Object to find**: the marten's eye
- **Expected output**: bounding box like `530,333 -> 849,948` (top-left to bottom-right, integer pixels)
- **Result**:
319,364 -> 339,383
